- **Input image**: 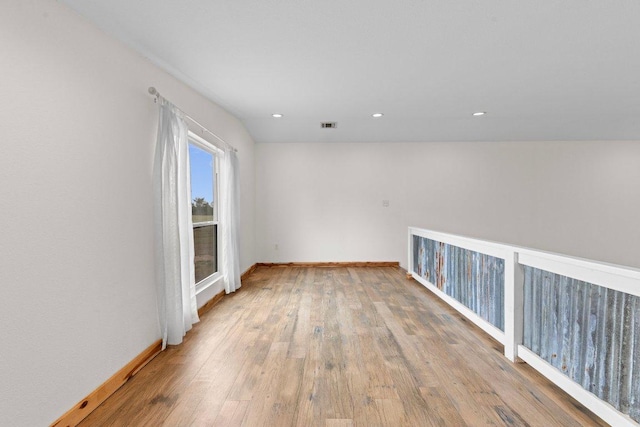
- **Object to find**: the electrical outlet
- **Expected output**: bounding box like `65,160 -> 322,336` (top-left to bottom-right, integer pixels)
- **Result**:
382,200 -> 390,207
275,244 -> 279,250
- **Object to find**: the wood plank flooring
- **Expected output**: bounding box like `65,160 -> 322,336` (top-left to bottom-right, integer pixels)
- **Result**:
79,266 -> 607,426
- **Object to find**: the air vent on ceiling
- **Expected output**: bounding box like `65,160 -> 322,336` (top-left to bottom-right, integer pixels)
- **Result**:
321,122 -> 337,129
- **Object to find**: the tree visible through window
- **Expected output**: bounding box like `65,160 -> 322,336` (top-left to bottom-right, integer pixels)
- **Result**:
188,138 -> 219,284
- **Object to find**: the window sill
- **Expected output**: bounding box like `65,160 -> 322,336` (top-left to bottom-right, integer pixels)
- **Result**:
195,272 -> 223,297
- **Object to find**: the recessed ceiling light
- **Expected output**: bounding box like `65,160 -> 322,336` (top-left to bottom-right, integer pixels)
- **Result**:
472,111 -> 486,116
272,113 -> 283,118
372,113 -> 384,118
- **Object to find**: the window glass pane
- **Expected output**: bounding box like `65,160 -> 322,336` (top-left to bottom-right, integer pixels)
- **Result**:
189,141 -> 218,283
193,224 -> 217,283
189,144 -> 215,223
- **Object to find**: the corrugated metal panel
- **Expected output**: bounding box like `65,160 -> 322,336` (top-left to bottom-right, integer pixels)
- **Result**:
523,266 -> 640,422
412,235 -> 505,331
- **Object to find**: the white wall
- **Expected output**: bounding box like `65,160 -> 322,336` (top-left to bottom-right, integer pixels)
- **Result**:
256,141 -> 640,270
0,1 -> 255,425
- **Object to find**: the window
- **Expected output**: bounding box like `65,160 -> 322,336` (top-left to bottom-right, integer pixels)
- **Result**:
188,132 -> 221,290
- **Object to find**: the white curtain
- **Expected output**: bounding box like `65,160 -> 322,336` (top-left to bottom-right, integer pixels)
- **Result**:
220,149 -> 241,293
153,100 -> 199,349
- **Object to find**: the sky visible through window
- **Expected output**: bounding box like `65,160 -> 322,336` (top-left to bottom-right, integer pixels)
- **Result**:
189,144 -> 214,206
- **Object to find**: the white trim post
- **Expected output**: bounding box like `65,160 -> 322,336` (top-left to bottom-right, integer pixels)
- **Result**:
504,251 -> 524,362
408,228 -> 413,275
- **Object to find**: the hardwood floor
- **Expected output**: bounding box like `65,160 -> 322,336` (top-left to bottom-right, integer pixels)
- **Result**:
79,266 -> 607,426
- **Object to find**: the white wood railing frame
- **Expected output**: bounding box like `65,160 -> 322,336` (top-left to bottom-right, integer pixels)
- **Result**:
408,226 -> 640,427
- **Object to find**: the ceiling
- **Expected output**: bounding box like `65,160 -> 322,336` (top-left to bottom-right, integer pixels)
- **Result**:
60,0 -> 640,143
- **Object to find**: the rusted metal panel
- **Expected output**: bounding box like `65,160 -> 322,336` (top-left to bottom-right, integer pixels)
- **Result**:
523,266 -> 640,422
412,235 -> 505,330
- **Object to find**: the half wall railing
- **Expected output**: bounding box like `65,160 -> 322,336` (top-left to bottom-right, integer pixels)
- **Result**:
408,226 -> 640,426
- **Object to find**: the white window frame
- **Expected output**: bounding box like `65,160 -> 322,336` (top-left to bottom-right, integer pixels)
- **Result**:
188,131 -> 223,294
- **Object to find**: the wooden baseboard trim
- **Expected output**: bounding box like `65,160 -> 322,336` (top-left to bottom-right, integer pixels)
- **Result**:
51,339 -> 162,427
256,261 -> 400,268
198,289 -> 225,317
197,264 -> 259,317
241,263 -> 258,281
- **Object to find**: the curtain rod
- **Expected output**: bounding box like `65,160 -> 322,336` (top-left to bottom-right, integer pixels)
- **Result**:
148,87 -> 238,153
